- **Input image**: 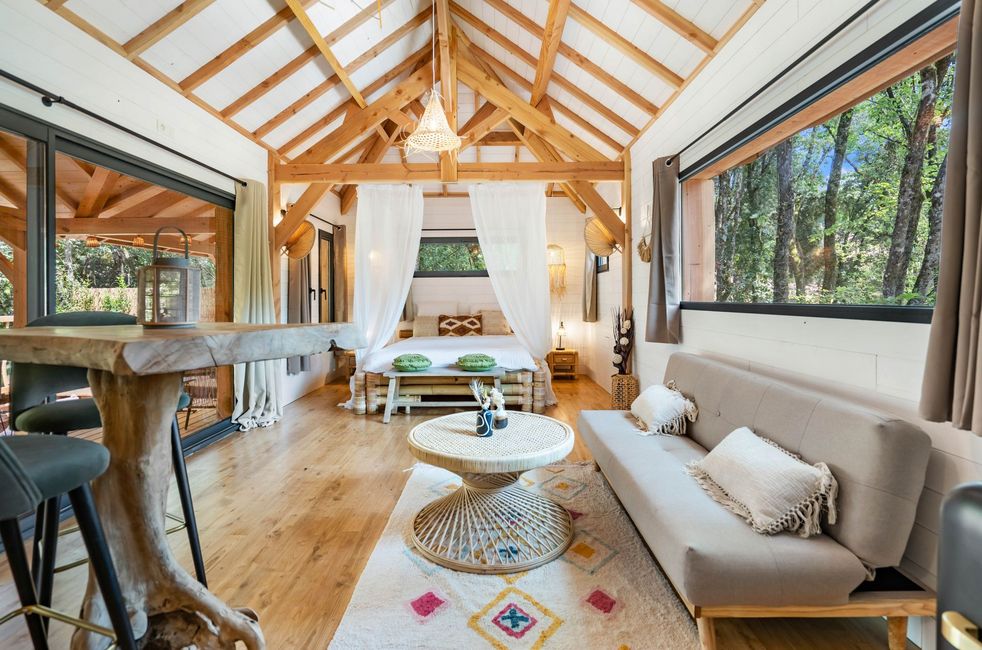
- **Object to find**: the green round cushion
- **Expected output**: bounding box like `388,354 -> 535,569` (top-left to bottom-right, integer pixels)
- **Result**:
392,353 -> 432,372
457,353 -> 497,371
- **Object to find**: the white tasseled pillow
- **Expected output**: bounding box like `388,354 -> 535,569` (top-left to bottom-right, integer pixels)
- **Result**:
630,381 -> 697,435
685,427 -> 839,538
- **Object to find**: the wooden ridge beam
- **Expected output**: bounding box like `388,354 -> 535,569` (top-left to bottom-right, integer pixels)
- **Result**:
285,0 -> 366,107
532,0 -> 571,105
277,47 -> 431,156
123,0 -> 215,59
179,0 -> 318,92
567,2 -> 683,88
457,56 -> 609,163
630,0 -> 716,54
276,161 -> 624,184
450,3 -> 638,138
293,67 -> 433,165
477,0 -> 659,116
55,216 -> 215,235
221,0 -> 398,118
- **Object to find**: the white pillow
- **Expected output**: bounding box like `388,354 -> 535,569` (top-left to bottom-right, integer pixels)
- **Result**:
415,301 -> 458,316
630,381 -> 697,435
686,427 -> 839,538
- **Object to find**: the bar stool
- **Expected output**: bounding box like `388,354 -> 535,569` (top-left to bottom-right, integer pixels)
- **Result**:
0,434 -> 136,649
10,311 -> 206,614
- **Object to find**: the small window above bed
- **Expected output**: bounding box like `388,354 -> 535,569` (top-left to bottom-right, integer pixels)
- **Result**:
415,237 -> 489,278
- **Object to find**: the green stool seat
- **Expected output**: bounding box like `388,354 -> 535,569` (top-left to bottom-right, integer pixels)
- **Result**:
2,435 -> 109,503
14,393 -> 192,433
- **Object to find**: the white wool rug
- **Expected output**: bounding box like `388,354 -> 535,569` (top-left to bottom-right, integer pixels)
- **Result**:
329,462 -> 698,649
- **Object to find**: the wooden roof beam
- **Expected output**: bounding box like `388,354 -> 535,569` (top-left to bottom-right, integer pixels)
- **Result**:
630,0 -> 716,54
284,0 -> 366,107
221,0 -> 398,118
179,0 -> 319,92
56,216 -> 215,235
123,0 -> 215,59
436,0 -> 457,182
477,0 -> 659,116
531,0 -> 571,105
75,168 -> 121,218
566,2 -> 683,88
450,4 -> 638,138
338,124 -> 399,215
276,161 -> 624,184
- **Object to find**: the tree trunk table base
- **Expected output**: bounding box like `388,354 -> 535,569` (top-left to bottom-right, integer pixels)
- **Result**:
411,471 -> 574,575
73,371 -> 264,650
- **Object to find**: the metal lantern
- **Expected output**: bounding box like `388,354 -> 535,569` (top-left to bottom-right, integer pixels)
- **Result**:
137,226 -> 200,328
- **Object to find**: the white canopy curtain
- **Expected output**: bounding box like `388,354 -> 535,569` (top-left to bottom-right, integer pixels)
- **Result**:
232,180 -> 282,430
343,184 -> 425,407
469,183 -> 557,405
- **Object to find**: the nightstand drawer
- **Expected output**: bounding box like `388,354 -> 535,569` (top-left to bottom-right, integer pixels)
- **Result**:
552,353 -> 576,364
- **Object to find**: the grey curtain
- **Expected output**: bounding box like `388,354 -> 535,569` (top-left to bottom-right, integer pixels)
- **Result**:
583,225 -> 598,322
645,156 -> 681,343
921,0 -> 982,434
334,224 -> 348,322
286,255 -> 311,375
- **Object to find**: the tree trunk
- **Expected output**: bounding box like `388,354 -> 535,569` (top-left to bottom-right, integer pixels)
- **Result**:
773,139 -> 795,302
822,109 -> 853,293
912,151 -> 948,303
882,57 -> 950,298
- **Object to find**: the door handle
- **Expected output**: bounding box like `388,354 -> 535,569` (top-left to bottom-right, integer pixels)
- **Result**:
943,611 -> 982,650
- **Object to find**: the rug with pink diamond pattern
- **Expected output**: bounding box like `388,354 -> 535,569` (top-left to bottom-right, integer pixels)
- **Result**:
329,462 -> 697,649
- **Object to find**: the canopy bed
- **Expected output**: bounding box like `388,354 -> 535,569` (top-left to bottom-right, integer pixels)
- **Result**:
345,183 -> 556,417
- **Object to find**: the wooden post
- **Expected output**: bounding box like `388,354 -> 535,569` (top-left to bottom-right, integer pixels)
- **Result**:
12,247 -> 26,328
268,151 -> 282,321
214,206 -> 234,419
681,179 -> 715,301
622,150 -> 633,312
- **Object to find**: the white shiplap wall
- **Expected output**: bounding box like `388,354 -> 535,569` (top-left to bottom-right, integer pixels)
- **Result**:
621,2 -> 977,647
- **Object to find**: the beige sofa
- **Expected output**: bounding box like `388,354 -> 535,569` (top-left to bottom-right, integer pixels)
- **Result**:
578,352 -> 934,650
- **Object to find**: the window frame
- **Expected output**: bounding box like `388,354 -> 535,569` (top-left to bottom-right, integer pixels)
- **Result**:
677,1 -> 959,323
413,236 -> 490,278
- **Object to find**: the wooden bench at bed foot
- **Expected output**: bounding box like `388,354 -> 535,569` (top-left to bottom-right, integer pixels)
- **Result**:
353,365 -> 546,415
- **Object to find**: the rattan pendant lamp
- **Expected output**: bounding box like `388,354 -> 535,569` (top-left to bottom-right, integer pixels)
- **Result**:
404,0 -> 460,155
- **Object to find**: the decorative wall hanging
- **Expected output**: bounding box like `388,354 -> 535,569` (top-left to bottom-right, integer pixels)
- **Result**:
547,244 -> 567,298
584,218 -> 621,257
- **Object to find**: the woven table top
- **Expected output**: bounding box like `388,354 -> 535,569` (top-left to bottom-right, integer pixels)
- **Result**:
407,411 -> 574,475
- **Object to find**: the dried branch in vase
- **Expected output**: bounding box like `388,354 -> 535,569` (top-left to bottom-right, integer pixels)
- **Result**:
611,307 -> 635,375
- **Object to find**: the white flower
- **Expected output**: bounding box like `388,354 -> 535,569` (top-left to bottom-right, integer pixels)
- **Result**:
620,327 -> 628,334
624,321 -> 632,330
619,337 -> 629,345
612,353 -> 623,363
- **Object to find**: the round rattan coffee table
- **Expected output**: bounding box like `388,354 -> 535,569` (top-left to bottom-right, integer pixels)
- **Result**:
407,411 -> 575,574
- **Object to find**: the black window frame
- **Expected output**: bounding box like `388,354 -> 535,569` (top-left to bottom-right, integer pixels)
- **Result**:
414,236 -> 489,278
678,0 -> 959,325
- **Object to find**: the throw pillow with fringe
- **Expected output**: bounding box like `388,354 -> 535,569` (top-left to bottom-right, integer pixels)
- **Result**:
685,426 -> 839,538
630,380 -> 698,436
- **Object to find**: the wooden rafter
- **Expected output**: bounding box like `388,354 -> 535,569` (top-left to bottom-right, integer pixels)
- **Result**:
566,2 -> 683,88
179,0 -> 318,92
277,47 -> 431,156
75,167 -> 121,218
123,0 -> 215,59
253,9 -> 429,140
99,185 -> 168,219
55,216 -> 215,235
221,0 -> 397,118
284,0 -> 366,107
276,161 -> 624,183
629,0 -> 717,54
451,3 -> 638,138
110,192 -> 189,222
531,0 -> 571,105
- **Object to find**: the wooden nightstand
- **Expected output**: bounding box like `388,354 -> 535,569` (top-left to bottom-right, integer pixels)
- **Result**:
547,349 -> 578,379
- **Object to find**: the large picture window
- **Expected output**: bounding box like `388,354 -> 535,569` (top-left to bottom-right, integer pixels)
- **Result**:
707,54 -> 954,307
414,237 -> 488,277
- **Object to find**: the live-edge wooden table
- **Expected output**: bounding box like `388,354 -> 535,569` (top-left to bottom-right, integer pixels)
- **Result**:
0,322 -> 364,650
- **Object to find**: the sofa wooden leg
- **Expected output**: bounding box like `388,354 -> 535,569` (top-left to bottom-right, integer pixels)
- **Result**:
696,617 -> 716,650
887,616 -> 907,650
593,461 -> 601,472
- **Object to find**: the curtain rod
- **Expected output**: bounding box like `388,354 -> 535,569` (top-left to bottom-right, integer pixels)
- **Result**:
0,68 -> 248,187
664,0 -> 881,167
422,227 -> 476,231
280,209 -> 340,229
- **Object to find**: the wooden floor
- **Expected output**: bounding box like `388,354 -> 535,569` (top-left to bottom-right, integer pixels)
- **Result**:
0,377 -> 910,649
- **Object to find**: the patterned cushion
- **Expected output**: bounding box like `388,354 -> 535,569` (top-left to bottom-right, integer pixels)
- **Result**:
438,314 -> 483,337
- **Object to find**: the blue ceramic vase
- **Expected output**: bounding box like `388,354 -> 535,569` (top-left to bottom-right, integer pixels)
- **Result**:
476,409 -> 494,437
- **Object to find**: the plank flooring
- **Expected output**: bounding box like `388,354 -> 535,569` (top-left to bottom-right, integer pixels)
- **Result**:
0,377 -> 912,648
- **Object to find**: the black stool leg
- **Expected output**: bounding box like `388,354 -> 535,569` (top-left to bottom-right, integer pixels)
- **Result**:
171,418 -> 207,587
0,519 -> 50,650
36,494 -> 60,625
30,501 -> 46,590
67,485 -> 136,650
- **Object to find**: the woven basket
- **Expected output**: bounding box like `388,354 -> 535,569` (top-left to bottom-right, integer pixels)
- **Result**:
611,374 -> 639,410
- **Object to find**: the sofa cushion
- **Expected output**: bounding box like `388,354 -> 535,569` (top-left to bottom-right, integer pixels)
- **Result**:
578,410 -> 868,607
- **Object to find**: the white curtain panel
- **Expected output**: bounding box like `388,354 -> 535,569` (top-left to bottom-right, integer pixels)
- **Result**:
469,183 -> 557,405
343,184 -> 425,407
232,180 -> 283,430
